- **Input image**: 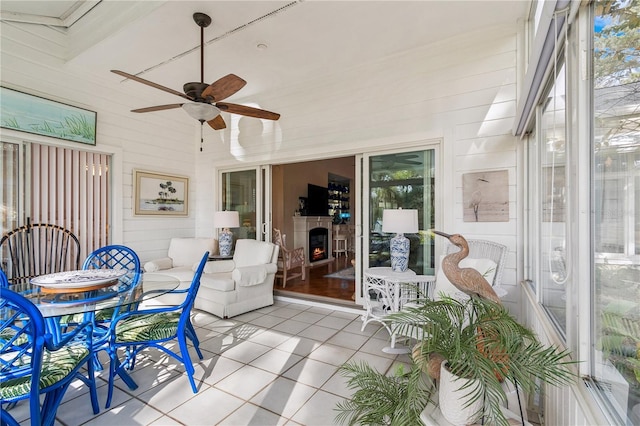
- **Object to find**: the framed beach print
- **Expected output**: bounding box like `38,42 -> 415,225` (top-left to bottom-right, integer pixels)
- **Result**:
134,170 -> 189,216
0,86 -> 97,145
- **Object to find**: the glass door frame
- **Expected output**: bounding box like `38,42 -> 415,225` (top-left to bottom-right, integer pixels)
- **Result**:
355,143 -> 441,305
218,141 -> 441,307
219,165 -> 271,242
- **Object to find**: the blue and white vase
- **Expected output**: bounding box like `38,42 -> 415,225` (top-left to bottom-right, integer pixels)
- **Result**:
219,230 -> 233,256
390,233 -> 410,272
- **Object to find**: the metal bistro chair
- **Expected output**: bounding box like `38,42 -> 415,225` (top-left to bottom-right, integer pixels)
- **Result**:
0,273 -> 99,426
0,223 -> 81,286
104,251 -> 209,408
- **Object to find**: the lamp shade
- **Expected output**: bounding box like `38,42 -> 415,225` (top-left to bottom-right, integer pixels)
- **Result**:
382,209 -> 419,234
214,211 -> 239,229
182,102 -> 221,121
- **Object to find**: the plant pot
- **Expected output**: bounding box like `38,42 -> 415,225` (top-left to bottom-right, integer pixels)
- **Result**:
438,361 -> 483,425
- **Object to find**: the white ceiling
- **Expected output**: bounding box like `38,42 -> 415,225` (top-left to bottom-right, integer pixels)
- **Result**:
1,0 -> 531,108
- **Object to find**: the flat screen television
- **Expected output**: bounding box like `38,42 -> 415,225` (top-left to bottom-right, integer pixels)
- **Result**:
306,184 -> 329,216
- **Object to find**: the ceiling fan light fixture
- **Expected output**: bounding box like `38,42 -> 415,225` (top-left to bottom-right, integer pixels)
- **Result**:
182,102 -> 220,121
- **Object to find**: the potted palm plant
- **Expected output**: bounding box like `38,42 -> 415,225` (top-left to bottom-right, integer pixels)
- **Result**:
336,295 -> 576,426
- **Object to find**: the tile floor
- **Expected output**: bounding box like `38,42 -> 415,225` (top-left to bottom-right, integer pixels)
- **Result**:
8,298 -> 411,425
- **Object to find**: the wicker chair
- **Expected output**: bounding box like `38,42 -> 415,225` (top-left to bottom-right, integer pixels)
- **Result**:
385,238 -> 508,353
431,238 -> 508,299
273,228 -> 306,288
0,223 -> 81,285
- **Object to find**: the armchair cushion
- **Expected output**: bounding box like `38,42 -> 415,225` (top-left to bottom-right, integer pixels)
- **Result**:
233,264 -> 277,287
168,238 -> 216,267
144,257 -> 173,272
233,239 -> 275,267
434,257 -> 497,300
200,260 -> 235,274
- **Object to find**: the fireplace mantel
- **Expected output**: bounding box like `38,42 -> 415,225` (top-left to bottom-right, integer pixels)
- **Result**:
293,216 -> 333,267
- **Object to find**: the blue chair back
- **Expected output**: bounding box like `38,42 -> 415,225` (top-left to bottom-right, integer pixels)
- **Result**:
0,270 -> 8,288
83,245 -> 141,287
1,270 -> 99,425
179,251 -> 208,314
1,287 -> 52,425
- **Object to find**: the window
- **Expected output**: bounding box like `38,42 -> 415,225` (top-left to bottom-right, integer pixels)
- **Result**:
221,169 -> 259,241
539,62 -> 568,334
368,150 -> 435,275
524,1 -> 639,423
591,1 -> 640,422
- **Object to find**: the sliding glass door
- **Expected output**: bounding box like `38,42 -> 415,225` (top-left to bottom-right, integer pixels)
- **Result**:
355,147 -> 437,304
220,166 -> 271,242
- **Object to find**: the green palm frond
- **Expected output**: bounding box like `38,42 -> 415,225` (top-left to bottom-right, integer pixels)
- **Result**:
335,296 -> 577,426
335,361 -> 435,425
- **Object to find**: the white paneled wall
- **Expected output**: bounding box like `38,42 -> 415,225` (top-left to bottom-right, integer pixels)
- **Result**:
1,20 -> 199,263
2,21 -> 519,310
203,25 -> 522,311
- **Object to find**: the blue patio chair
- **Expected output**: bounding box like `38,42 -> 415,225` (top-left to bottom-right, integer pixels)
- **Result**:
66,245 -> 142,370
104,251 -> 209,408
0,279 -> 99,426
82,244 -> 142,320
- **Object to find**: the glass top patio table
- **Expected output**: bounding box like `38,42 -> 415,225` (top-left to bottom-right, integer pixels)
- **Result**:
10,272 -> 180,318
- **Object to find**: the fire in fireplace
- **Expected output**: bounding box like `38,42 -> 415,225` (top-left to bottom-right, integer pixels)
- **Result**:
308,227 -> 329,262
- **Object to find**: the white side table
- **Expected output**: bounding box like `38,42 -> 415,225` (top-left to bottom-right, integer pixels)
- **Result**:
361,267 -> 416,352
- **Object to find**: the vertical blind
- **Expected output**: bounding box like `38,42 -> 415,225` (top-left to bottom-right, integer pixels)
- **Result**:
30,143 -> 110,261
1,142 -> 20,234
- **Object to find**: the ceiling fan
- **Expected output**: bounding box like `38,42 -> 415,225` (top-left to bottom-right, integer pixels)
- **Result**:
111,12 -> 280,131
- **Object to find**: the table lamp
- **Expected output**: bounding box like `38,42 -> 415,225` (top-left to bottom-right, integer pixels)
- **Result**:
214,211 -> 240,256
382,208 -> 419,272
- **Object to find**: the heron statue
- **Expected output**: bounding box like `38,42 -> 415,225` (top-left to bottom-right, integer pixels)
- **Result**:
432,230 -> 501,304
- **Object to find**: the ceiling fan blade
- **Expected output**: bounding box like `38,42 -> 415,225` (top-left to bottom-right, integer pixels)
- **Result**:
217,102 -> 280,120
207,115 -> 227,130
131,104 -> 184,113
111,70 -> 193,101
201,74 -> 247,102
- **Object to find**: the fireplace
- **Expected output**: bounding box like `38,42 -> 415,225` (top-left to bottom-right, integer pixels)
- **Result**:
293,216 -> 333,267
309,227 -> 329,262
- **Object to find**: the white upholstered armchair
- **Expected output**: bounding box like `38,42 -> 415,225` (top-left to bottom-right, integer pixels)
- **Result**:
143,238 -> 279,318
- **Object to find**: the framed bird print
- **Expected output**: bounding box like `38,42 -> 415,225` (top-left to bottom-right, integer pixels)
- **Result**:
462,170 -> 509,222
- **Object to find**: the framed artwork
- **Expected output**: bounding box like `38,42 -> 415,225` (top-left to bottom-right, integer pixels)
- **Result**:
134,170 -> 189,216
463,170 -> 509,222
0,86 -> 97,145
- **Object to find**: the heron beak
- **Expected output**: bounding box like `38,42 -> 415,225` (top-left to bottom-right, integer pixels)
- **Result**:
432,230 -> 453,239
